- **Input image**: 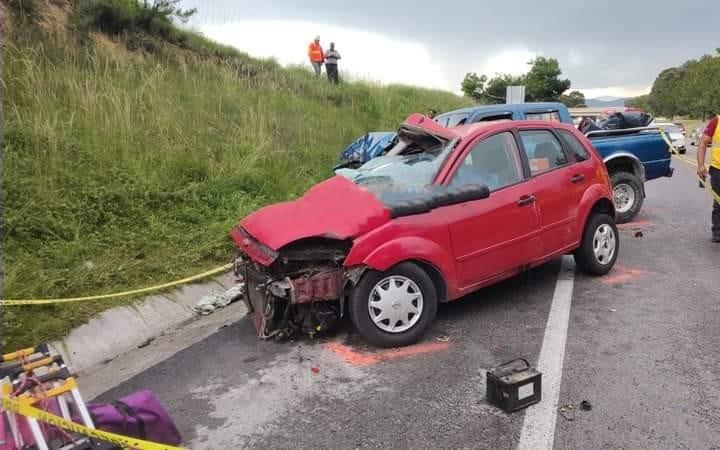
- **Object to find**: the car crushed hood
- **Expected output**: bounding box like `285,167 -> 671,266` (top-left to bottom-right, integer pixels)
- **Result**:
235,176 -> 392,255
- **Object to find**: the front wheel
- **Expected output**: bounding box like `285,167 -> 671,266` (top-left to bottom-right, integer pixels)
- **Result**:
574,213 -> 619,276
611,171 -> 644,224
349,262 -> 438,347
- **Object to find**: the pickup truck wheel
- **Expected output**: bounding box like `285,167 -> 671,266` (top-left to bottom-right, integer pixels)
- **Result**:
574,213 -> 619,276
349,262 -> 438,348
611,171 -> 644,223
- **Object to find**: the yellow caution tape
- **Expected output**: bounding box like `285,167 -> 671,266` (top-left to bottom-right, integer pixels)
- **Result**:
0,395 -> 186,450
658,128 -> 720,204
1,263 -> 233,306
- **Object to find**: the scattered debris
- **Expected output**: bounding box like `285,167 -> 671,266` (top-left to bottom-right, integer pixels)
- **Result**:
634,231 -> 644,238
311,366 -> 320,374
581,400 -> 592,411
609,308 -> 617,312
559,404 -> 575,421
137,337 -> 154,349
436,335 -> 450,342
193,284 -> 244,315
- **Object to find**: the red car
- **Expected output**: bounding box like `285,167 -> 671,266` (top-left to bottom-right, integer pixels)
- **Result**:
232,115 -> 619,347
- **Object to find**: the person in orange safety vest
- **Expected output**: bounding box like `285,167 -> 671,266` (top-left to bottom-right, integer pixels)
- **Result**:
308,36 -> 324,77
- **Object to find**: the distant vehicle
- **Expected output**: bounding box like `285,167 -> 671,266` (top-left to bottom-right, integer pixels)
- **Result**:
690,122 -> 709,146
338,102 -> 673,223
653,122 -> 687,154
233,115 -> 619,347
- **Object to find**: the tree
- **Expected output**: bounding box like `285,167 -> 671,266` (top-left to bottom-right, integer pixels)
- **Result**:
524,57 -> 571,102
460,72 -> 524,104
461,56 -> 573,104
626,94 -> 649,110
484,73 -> 525,104
559,90 -> 586,107
460,72 -> 487,102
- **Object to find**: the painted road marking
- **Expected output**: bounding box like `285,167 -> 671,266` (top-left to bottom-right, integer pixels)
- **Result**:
324,341 -> 449,366
601,265 -> 650,285
517,256 -> 575,450
618,219 -> 653,230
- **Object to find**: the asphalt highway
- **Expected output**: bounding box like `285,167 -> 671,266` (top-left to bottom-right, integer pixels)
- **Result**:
95,149 -> 720,449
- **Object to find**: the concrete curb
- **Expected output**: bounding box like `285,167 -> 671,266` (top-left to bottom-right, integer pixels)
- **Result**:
49,272 -> 240,375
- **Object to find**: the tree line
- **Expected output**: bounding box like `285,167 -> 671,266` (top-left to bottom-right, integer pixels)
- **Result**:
627,49 -> 720,119
460,57 -> 586,107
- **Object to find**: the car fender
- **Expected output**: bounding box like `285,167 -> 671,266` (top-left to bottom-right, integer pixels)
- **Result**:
344,236 -> 460,300
603,151 -> 646,181
575,183 -> 615,243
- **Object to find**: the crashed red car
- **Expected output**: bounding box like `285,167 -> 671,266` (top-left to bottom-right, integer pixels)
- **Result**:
231,114 -> 619,347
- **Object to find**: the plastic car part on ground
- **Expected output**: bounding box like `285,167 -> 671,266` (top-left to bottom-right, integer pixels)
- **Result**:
193,284 -> 244,315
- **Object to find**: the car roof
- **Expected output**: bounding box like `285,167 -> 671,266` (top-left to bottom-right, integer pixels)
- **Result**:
449,119 -> 572,138
436,102 -> 564,118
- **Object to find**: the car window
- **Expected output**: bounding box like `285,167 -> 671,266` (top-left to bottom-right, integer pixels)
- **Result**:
519,130 -> 569,175
557,130 -> 590,161
473,112 -> 513,123
447,113 -> 469,127
525,111 -> 561,122
450,132 -> 523,191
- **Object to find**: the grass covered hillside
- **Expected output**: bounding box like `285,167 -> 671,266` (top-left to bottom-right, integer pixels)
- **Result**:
1,0 -> 470,348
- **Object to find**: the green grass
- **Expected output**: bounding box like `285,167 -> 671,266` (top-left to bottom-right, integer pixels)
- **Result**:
1,27 -> 470,349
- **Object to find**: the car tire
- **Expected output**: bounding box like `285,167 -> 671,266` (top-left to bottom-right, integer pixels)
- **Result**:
610,171 -> 644,224
349,262 -> 438,347
574,213 -> 619,276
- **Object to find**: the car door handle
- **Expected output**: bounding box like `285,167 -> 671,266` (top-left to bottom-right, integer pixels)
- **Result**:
570,174 -> 585,184
517,195 -> 536,206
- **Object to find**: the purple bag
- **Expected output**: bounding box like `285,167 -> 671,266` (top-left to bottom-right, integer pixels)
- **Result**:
88,390 -> 181,445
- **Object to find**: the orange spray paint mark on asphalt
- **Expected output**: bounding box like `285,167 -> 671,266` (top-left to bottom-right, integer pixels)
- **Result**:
323,341 -> 450,366
601,265 -> 650,285
618,220 -> 653,230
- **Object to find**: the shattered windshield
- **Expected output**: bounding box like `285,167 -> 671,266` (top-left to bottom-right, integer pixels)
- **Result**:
336,138 -> 458,192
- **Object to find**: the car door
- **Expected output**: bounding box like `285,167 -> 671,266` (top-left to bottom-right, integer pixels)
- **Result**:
442,131 -> 541,289
517,128 -> 581,257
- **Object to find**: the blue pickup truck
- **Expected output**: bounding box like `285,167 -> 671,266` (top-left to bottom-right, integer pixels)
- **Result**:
338,102 -> 673,223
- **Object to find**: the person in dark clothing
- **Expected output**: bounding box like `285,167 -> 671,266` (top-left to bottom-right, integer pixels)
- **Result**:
324,42 -> 341,84
697,115 -> 720,242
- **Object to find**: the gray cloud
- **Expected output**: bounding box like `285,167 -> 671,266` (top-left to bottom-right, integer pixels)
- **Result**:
182,0 -> 718,93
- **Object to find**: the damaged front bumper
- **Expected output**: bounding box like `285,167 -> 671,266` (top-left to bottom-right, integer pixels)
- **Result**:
235,256 -> 348,340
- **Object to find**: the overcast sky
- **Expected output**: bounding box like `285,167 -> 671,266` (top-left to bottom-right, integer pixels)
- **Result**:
179,0 -> 717,98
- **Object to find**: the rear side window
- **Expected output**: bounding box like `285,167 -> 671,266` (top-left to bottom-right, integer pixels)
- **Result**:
525,111 -> 561,122
447,114 -> 470,127
519,130 -> 569,175
473,112 -> 513,123
557,130 -> 590,161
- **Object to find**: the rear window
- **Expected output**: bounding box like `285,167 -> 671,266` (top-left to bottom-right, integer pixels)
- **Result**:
435,113 -> 470,127
557,130 -> 590,161
519,130 -> 569,175
525,111 -> 561,122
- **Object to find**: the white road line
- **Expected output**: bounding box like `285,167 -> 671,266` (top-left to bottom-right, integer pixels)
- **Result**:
517,256 -> 576,450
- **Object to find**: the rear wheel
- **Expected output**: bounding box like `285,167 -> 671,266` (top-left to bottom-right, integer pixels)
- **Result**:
349,262 -> 437,347
574,213 -> 619,275
611,171 -> 644,224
